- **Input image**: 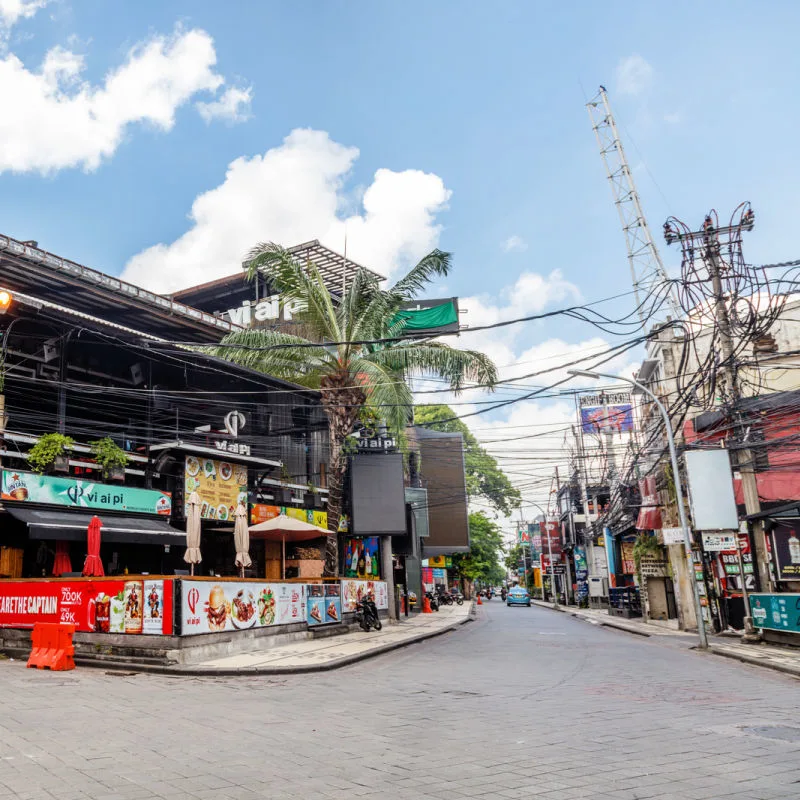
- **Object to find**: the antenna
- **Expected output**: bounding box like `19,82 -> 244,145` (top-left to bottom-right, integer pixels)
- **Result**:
586,86 -> 680,324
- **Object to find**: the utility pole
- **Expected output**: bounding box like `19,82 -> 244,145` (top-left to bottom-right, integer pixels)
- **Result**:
664,207 -> 766,633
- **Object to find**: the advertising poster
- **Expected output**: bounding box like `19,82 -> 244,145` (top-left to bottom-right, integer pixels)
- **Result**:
0,579 -> 171,634
517,527 -> 530,544
1,469 -> 171,515
143,580 -> 165,634
539,521 -> 562,556
343,537 -> 381,579
341,580 -> 389,612
181,580 -> 307,634
771,525 -> 800,581
251,504 -> 330,530
306,584 -> 342,626
621,542 -> 636,575
184,457 -> 247,521
421,567 -> 434,590
750,593 -> 800,634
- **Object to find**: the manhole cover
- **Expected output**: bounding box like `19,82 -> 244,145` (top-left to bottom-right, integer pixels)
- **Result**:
742,725 -> 800,742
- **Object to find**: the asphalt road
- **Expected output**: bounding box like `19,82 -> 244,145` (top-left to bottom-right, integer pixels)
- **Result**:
1,602 -> 800,799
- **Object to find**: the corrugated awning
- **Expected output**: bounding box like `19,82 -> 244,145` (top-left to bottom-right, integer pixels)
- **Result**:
5,507 -> 186,545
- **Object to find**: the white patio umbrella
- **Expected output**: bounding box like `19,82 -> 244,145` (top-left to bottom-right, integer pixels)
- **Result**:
183,491 -> 202,576
233,502 -> 252,577
249,515 -> 328,579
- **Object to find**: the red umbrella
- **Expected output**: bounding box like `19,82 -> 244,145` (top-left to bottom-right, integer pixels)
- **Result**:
82,516 -> 104,577
53,541 -> 72,577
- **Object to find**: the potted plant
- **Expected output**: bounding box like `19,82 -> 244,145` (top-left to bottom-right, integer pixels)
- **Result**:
304,482 -> 316,507
274,465 -> 292,505
28,433 -> 74,474
89,437 -> 130,481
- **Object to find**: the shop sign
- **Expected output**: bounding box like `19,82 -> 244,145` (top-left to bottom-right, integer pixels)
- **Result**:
771,525 -> 800,582
1,470 -> 171,516
661,527 -> 685,545
640,558 -> 669,578
573,546 -> 589,580
180,581 -> 306,635
250,504 -> 332,531
307,584 -> 342,626
621,542 -> 636,574
432,568 -> 446,580
541,554 -> 565,575
0,578 -> 172,634
213,410 -> 250,456
344,537 -> 380,579
701,532 -> 738,552
427,555 -> 447,568
750,593 -> 800,634
224,295 -> 299,328
184,457 -> 247,520
341,580 -> 389,612
539,521 -> 562,555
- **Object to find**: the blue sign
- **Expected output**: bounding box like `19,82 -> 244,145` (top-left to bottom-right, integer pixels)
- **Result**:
750,593 -> 800,634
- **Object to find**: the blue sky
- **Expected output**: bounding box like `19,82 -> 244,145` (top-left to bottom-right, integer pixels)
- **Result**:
2,0 -> 799,518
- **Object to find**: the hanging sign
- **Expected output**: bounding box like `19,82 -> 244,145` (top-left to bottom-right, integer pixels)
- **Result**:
701,532 -> 738,552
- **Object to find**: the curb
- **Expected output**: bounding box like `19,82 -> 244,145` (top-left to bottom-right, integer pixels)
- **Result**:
705,646 -> 800,680
77,609 -> 474,677
532,600 -> 651,637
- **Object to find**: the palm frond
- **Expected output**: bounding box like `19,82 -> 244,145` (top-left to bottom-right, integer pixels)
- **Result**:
367,341 -> 498,393
202,329 -> 333,388
390,249 -> 452,300
350,357 -> 413,431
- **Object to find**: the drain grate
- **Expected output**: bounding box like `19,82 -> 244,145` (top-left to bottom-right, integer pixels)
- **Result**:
742,725 -> 800,742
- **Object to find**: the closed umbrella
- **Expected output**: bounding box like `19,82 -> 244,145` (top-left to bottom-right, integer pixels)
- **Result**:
82,515 -> 104,577
233,502 -> 252,577
52,541 -> 72,577
184,490 -> 202,576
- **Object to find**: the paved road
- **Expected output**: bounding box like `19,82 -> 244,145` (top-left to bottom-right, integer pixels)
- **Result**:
1,603 -> 800,799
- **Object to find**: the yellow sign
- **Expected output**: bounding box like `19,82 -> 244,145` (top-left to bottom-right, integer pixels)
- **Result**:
184,456 -> 247,521
533,567 -> 542,588
596,535 -> 605,548
428,556 -> 447,568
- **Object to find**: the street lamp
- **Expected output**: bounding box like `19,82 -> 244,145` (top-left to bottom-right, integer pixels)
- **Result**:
526,500 -> 559,610
567,369 -> 708,649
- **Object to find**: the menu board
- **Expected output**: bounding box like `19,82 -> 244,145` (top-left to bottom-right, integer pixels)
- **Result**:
341,580 -> 389,612
306,584 -> 342,626
0,579 -> 172,634
180,580 -> 306,635
184,456 -> 247,521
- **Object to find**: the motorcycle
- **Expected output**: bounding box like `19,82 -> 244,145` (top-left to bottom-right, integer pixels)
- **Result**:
355,594 -> 383,631
438,591 -> 454,606
426,591 -> 440,611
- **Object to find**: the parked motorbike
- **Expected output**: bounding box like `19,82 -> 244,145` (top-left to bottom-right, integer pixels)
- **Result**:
426,591 -> 440,611
437,591 -> 454,606
355,594 -> 383,631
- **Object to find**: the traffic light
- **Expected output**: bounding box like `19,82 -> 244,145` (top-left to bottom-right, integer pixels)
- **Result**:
0,290 -> 11,314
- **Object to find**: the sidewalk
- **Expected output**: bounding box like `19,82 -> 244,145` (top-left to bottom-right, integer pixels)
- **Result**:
532,599 -> 800,679
90,602 -> 474,676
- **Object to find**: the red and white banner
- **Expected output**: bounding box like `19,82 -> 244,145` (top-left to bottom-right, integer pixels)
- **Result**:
0,579 -> 172,634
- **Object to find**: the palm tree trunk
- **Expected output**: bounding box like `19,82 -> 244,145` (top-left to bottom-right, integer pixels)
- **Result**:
320,376 -> 365,578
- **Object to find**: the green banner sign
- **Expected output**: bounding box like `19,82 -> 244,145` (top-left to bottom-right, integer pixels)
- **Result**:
1,470 -> 171,516
750,593 -> 800,635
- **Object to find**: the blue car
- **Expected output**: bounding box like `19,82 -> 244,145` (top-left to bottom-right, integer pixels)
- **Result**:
506,587 -> 531,607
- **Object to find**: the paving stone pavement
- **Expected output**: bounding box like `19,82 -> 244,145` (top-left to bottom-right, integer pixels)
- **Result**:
1,601 -> 800,799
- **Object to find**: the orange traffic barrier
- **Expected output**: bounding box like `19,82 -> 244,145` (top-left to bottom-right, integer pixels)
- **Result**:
476,594 -> 483,605
27,623 -> 75,671
400,596 -> 406,614
422,595 -> 433,614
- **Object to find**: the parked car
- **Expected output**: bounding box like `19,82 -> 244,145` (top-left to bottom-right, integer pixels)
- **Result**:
506,586 -> 531,607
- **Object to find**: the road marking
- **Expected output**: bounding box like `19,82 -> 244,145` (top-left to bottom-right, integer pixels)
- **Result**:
537,632 -> 566,636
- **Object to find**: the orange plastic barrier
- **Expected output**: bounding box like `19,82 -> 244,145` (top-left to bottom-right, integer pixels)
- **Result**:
476,595 -> 483,605
27,623 -> 75,671
422,595 -> 432,614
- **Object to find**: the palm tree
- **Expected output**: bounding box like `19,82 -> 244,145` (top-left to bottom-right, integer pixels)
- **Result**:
207,243 -> 497,576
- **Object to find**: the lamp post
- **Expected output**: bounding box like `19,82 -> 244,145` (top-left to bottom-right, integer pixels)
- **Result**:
567,369 -> 708,649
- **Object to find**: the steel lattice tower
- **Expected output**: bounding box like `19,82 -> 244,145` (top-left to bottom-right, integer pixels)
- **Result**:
587,86 -> 680,324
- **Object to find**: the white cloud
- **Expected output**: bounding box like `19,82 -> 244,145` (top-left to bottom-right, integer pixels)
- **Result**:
0,26 -> 244,174
664,111 -> 682,125
0,0 -> 47,28
122,128 -> 452,293
615,54 -> 653,96
197,85 -> 252,124
502,235 -> 527,253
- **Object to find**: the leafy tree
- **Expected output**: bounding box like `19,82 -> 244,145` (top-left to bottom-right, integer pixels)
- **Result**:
208,243 -> 497,576
453,512 -> 506,586
505,542 -> 525,574
414,404 -> 521,516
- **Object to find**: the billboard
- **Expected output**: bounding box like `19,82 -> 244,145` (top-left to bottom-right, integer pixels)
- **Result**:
184,456 -> 247,521
684,449 -> 739,530
580,402 -> 633,434
2,470 -> 171,516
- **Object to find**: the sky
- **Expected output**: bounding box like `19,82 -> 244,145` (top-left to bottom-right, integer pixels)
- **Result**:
3,0 -> 800,534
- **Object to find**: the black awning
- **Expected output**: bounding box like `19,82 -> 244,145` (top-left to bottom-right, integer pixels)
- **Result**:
5,507 -> 186,546
744,500 -> 800,522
